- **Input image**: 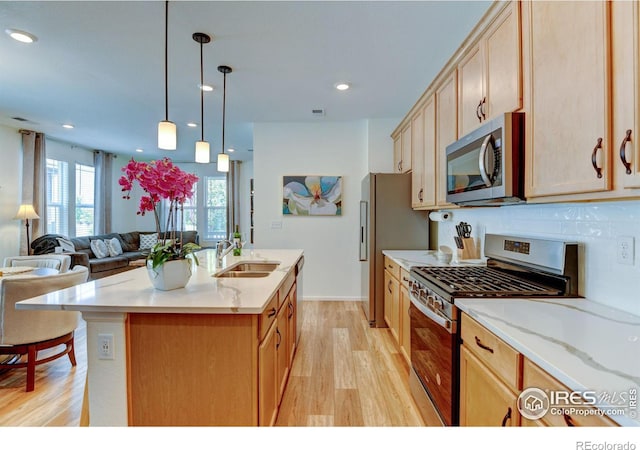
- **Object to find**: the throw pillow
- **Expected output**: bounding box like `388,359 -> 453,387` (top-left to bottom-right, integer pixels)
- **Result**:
57,237 -> 76,253
90,239 -> 109,259
139,233 -> 158,250
106,237 -> 123,257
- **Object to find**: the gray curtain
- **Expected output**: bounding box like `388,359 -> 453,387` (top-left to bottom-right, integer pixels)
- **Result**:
19,130 -> 47,255
93,150 -> 115,234
227,161 -> 241,237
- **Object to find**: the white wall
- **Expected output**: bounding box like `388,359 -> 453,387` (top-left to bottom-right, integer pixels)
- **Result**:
437,201 -> 640,316
365,118 -> 399,173
0,125 -> 22,262
254,121 -> 372,300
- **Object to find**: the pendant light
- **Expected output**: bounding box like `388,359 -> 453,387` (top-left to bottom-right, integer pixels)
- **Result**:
193,32 -> 211,163
217,65 -> 232,173
158,0 -> 176,150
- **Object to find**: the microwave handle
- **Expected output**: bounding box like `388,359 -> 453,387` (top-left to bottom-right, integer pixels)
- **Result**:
479,134 -> 495,187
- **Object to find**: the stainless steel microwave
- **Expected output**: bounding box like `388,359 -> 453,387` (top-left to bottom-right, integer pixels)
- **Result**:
445,112 -> 524,206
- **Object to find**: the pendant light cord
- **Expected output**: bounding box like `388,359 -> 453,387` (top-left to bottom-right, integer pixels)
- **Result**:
164,0 -> 169,121
221,70 -> 226,155
200,41 -> 204,141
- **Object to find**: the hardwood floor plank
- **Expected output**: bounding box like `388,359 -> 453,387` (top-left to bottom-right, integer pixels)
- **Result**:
334,388 -> 364,426
307,415 -> 334,426
333,328 -> 357,389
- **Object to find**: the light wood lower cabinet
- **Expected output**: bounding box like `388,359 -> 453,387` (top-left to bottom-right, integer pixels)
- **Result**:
383,256 -> 411,365
460,345 -> 519,426
127,268 -> 299,426
459,313 -> 521,426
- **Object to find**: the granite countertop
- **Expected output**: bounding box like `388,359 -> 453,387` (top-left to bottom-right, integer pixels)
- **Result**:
456,297 -> 640,427
16,249 -> 303,315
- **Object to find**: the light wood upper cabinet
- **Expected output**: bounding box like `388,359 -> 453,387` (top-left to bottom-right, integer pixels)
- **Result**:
458,1 -> 522,137
412,96 -> 437,210
436,71 -> 458,207
411,108 -> 425,207
612,0 -> 640,189
392,124 -> 412,174
523,1 -> 612,198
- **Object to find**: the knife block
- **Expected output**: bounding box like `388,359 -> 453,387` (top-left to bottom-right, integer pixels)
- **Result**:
460,237 -> 480,260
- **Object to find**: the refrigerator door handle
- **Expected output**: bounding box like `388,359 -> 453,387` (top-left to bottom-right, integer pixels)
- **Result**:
359,200 -> 368,261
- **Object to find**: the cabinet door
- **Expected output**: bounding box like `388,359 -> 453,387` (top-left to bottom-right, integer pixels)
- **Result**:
524,1 -> 611,197
436,71 -> 458,207
259,323 -> 278,426
422,96 -> 437,208
390,275 -> 400,343
484,1 -> 522,124
458,44 -> 484,137
460,345 -> 519,426
612,0 -> 640,189
399,284 -> 411,364
276,303 -> 289,401
384,270 -> 393,328
401,123 -> 412,173
393,135 -> 402,174
411,108 -> 425,208
287,284 -> 297,366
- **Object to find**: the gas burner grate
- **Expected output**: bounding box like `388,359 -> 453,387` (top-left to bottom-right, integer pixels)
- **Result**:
412,266 -> 562,297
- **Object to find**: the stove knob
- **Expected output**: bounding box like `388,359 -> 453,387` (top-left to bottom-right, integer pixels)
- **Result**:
427,295 -> 435,307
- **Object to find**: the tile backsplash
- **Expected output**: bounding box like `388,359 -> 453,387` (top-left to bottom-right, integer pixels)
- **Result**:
437,200 -> 640,316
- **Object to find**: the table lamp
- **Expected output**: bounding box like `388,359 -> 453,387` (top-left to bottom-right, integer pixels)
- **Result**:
14,204 -> 39,255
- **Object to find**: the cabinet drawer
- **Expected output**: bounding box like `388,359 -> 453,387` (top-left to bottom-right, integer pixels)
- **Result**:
384,256 -> 400,280
522,359 -> 618,427
278,271 -> 295,308
259,293 -> 278,341
461,313 -> 521,391
400,268 -> 411,290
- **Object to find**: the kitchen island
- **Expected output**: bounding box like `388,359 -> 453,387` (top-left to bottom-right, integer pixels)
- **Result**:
16,248 -> 304,426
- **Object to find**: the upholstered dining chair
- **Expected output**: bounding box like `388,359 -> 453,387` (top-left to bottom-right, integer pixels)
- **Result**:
0,265 -> 89,391
3,254 -> 72,273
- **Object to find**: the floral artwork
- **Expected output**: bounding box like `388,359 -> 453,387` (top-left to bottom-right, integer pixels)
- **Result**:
282,176 -> 342,216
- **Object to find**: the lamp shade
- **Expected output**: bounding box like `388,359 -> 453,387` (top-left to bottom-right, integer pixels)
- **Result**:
195,140 -> 210,163
14,204 -> 39,220
158,120 -> 177,150
217,152 -> 229,172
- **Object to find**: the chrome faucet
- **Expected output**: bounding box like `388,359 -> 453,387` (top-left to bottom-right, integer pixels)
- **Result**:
215,239 -> 236,268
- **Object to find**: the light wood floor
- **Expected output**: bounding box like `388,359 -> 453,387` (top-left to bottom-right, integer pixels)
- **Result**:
0,301 -> 424,426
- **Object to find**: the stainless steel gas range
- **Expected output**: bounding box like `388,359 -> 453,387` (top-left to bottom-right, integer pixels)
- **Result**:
408,233 -> 579,426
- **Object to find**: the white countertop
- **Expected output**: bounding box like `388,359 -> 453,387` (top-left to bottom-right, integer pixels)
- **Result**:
16,249 -> 303,314
382,250 -> 486,271
456,297 -> 640,427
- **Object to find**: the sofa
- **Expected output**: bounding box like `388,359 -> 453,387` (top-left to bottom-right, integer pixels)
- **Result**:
31,231 -> 199,280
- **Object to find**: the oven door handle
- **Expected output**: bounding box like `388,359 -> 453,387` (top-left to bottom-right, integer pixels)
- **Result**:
410,293 -> 455,334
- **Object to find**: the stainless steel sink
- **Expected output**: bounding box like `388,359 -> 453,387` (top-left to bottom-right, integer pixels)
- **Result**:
213,261 -> 280,278
228,263 -> 279,272
215,271 -> 271,278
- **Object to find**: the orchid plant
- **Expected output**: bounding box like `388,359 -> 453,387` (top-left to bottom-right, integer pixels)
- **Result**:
119,157 -> 201,269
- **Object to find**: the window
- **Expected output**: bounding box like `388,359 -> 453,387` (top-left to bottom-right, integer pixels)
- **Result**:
205,176 -> 227,241
46,159 -> 69,235
45,158 -> 95,237
162,182 -> 198,232
75,164 -> 95,236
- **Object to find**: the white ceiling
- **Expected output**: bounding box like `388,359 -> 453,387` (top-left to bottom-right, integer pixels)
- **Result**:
0,1 -> 490,164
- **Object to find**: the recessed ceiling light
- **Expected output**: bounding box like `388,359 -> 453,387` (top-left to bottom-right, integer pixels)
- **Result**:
136,148 -> 144,153
335,82 -> 350,91
227,148 -> 235,153
5,28 -> 38,43
62,124 -> 74,129
187,122 -> 198,127
199,84 -> 213,92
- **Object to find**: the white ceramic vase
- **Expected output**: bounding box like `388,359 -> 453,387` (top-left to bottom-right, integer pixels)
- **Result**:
146,258 -> 193,291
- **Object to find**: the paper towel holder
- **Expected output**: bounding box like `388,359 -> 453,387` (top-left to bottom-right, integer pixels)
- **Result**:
429,211 -> 452,222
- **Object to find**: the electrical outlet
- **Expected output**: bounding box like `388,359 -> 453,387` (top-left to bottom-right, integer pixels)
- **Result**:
97,333 -> 114,360
617,236 -> 635,265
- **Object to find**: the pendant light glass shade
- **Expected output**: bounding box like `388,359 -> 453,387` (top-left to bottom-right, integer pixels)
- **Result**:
158,1 -> 176,150
217,152 -> 229,172
158,120 -> 177,150
195,140 -> 210,163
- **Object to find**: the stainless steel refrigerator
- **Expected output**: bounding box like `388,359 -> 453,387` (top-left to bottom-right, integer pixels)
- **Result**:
360,173 -> 429,327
